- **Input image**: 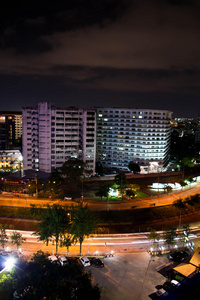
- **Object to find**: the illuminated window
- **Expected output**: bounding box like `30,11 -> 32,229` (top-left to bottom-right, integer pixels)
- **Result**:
0,116 -> 5,123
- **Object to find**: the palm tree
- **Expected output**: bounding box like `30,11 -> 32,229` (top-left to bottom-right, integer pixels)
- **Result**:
70,204 -> 98,255
148,229 -> 158,249
163,227 -> 177,250
35,204 -> 70,254
11,231 -> 26,250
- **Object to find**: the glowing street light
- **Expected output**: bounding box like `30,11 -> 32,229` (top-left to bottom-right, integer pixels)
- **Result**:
5,256 -> 16,271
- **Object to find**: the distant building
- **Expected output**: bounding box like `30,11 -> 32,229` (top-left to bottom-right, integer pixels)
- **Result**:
0,111 -> 22,150
96,108 -> 172,173
22,102 -> 96,174
171,117 -> 196,138
0,149 -> 23,171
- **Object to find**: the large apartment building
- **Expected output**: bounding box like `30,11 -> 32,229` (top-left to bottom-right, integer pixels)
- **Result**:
96,108 -> 172,173
22,102 -> 96,174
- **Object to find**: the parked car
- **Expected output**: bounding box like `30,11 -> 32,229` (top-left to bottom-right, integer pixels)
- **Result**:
58,256 -> 68,266
171,279 -> 181,287
48,255 -> 59,263
156,288 -> 168,297
90,257 -> 104,268
79,257 -> 91,267
169,251 -> 189,262
163,281 -> 174,291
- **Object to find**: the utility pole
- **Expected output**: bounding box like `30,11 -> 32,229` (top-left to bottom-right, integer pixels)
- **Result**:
35,172 -> 38,198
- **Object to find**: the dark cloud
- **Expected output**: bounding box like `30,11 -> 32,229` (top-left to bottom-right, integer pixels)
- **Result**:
0,0 -> 130,54
0,0 -> 199,117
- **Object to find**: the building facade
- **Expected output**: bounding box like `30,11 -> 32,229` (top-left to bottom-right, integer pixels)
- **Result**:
22,102 -> 96,174
96,108 -> 172,173
0,111 -> 22,150
0,149 -> 23,171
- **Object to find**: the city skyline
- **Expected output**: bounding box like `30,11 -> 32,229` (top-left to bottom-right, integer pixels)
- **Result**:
0,0 -> 200,117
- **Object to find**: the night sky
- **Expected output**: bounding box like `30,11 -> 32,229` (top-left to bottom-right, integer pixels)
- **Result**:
0,0 -> 200,117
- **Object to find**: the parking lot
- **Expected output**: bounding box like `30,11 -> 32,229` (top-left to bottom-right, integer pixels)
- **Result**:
87,252 -> 169,300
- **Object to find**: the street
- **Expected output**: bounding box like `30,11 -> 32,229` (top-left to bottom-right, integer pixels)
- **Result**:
0,181 -> 200,210
4,223 -> 200,259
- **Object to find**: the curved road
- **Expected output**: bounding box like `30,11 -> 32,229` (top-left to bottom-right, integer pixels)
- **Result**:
0,182 -> 200,211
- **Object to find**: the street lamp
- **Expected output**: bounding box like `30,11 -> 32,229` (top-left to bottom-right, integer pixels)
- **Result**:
5,256 -> 16,271
67,212 -> 71,222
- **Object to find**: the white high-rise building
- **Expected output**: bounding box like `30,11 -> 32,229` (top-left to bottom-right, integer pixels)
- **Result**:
96,108 -> 172,173
22,102 -> 96,174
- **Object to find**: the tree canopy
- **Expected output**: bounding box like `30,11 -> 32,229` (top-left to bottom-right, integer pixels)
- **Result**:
128,161 -> 141,173
60,158 -> 91,196
35,204 -> 70,254
0,251 -> 101,300
70,204 -> 98,255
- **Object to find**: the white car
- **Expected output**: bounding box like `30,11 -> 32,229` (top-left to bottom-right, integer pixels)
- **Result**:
48,255 -> 59,263
79,257 -> 91,267
58,256 -> 68,266
171,279 -> 181,286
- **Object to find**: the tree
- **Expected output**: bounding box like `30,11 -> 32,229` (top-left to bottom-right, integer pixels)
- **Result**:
95,184 -> 110,200
178,180 -> 187,190
34,204 -> 70,254
163,227 -> 177,249
11,231 -> 26,249
49,168 -> 63,185
126,189 -> 135,199
187,176 -> 194,186
61,158 -> 91,195
25,180 -> 42,196
62,235 -> 73,256
128,161 -> 141,174
0,274 -> 15,300
0,251 -> 101,300
177,224 -> 191,247
114,172 -> 127,200
129,183 -> 140,192
0,224 -> 8,249
181,157 -> 195,168
70,204 -> 98,255
95,162 -> 104,176
148,229 -> 158,249
173,199 -> 186,209
164,185 -> 172,194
